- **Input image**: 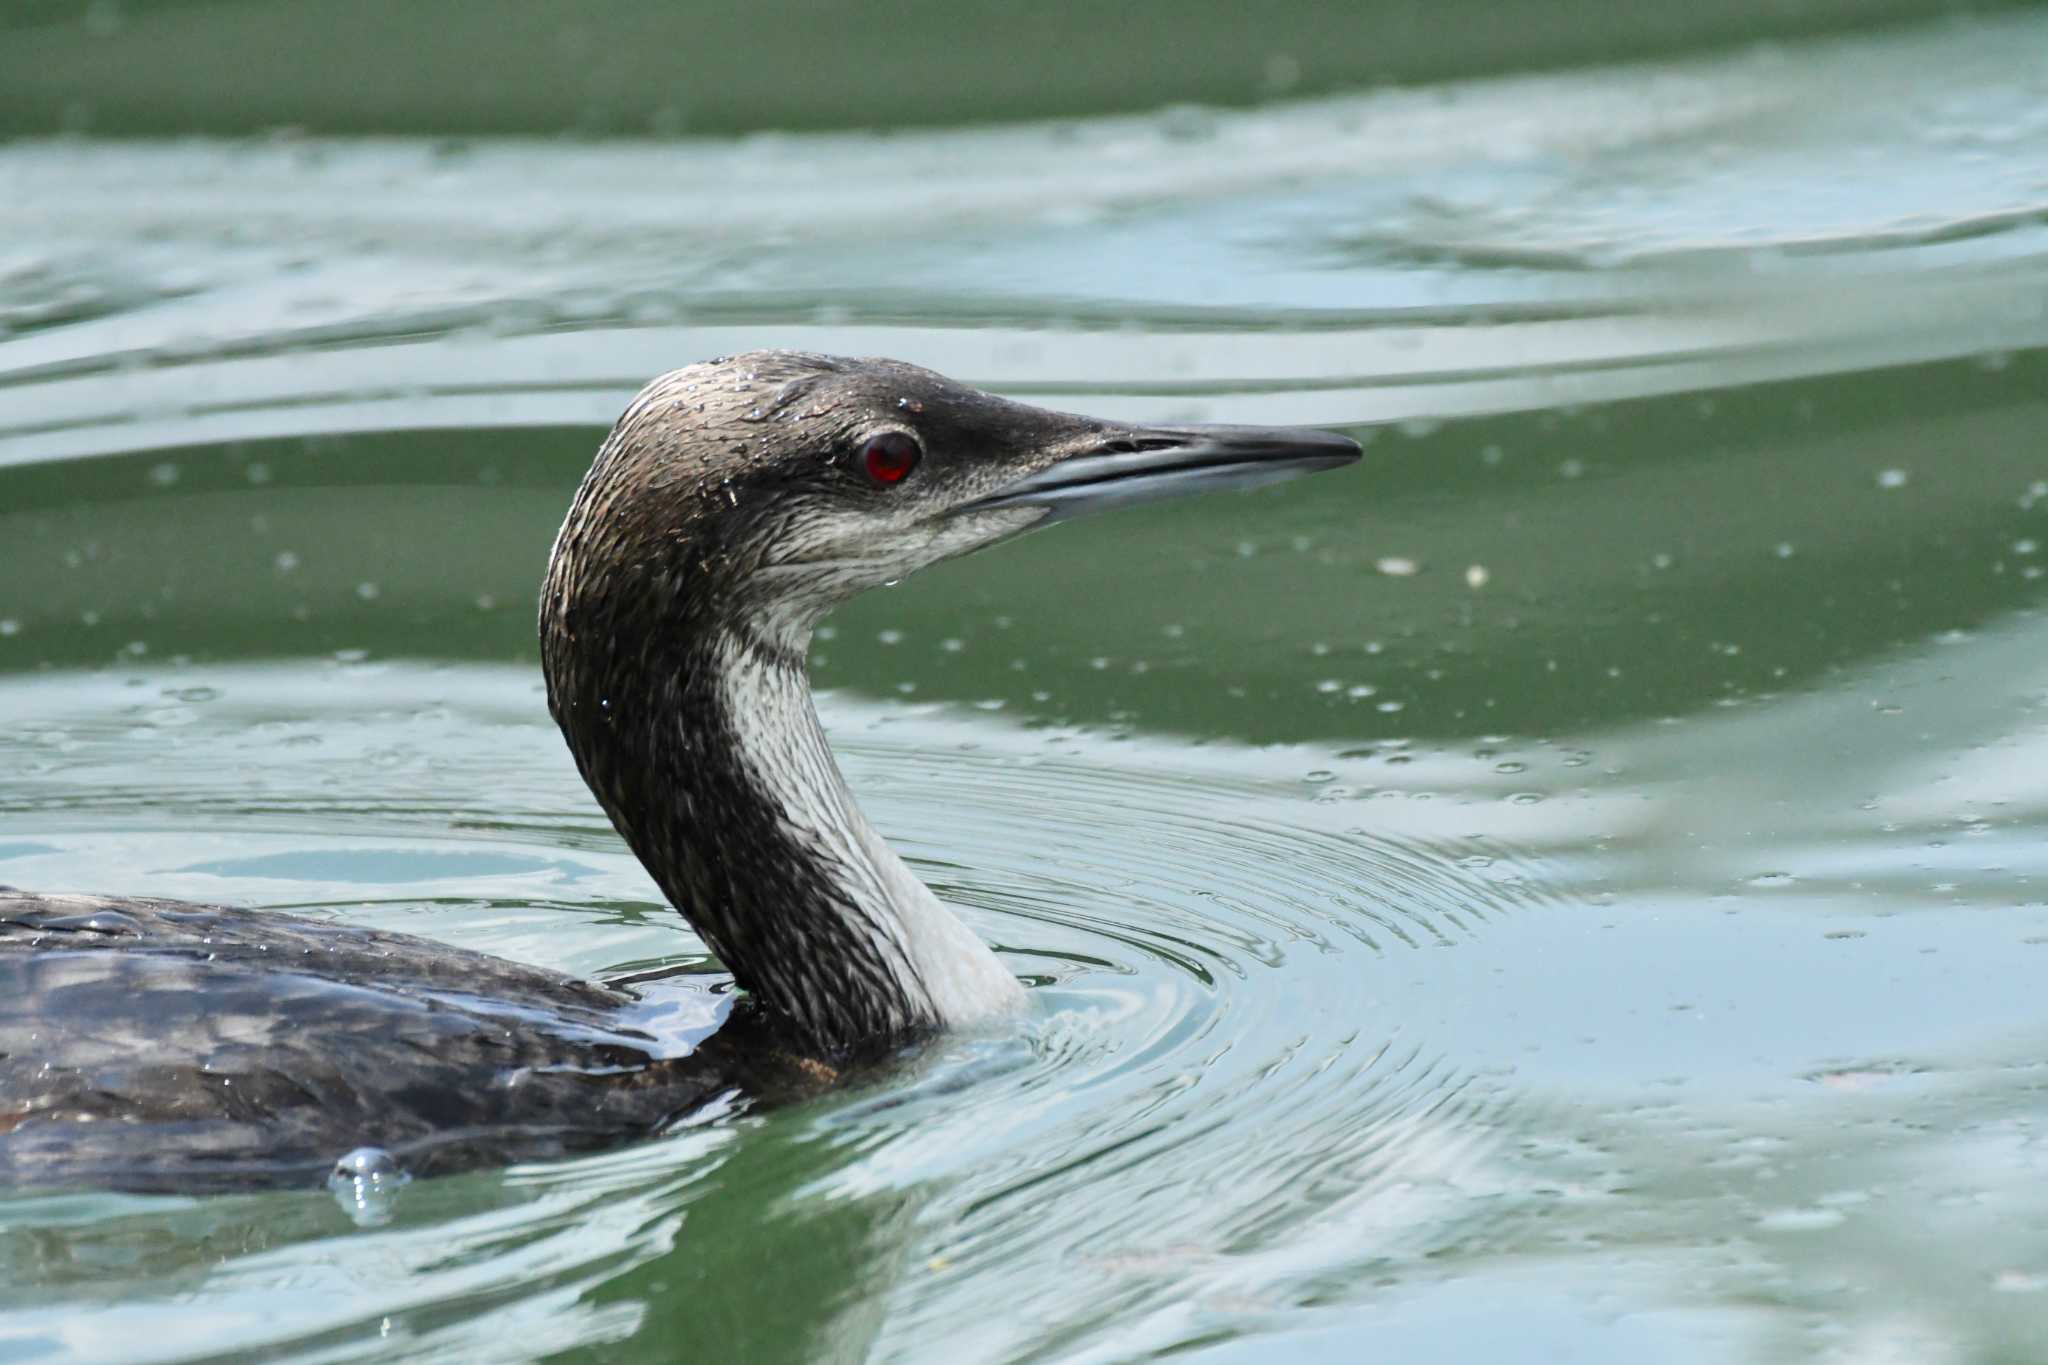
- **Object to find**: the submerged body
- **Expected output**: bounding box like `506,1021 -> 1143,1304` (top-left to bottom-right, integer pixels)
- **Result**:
0,352 -> 1358,1191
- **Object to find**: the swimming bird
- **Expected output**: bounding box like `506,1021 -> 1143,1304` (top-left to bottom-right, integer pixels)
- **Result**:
0,352 -> 1359,1191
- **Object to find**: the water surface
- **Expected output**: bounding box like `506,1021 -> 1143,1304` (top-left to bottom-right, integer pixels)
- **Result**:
3,9 -> 2048,1362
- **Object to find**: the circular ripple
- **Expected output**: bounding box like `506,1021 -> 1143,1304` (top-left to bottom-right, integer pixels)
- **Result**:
0,661 -> 1568,1360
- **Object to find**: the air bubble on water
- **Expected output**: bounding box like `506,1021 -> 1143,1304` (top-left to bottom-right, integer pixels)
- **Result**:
1877,468 -> 1910,490
1376,557 -> 1419,577
1465,564 -> 1489,589
877,629 -> 903,645
0,620 -> 17,637
355,582 -> 381,601
148,462 -> 180,488
274,551 -> 300,573
328,1146 -> 410,1227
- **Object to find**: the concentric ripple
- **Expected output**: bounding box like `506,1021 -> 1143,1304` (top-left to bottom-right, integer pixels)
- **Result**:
0,659 -> 1566,1359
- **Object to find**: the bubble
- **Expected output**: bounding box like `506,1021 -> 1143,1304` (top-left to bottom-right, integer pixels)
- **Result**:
328,1146 -> 410,1227
1877,468 -> 1910,490
1375,557 -> 1420,577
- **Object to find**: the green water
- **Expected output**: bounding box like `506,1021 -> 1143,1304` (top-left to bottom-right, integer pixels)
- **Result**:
4,3 -> 2048,1361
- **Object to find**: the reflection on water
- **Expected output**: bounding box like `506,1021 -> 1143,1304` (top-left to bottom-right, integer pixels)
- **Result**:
3,6 -> 2048,1362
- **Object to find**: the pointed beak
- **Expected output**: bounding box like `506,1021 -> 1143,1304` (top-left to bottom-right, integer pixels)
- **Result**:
957,423 -> 1362,524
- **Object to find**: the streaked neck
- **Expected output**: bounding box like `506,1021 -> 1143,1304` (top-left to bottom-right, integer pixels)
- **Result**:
551,614 -> 1024,1053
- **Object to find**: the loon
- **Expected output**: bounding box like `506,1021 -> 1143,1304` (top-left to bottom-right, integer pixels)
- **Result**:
0,352 -> 1359,1192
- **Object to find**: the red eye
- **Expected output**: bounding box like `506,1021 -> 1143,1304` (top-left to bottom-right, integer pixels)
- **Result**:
861,432 -> 920,486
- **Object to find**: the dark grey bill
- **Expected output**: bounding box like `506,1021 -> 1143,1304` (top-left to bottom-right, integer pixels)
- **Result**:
959,423 -> 1362,524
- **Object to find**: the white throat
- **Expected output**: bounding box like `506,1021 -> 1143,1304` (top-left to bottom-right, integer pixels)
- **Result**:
713,629 -> 1027,1031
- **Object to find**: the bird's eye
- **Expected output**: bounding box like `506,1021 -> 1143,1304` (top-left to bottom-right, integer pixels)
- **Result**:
861,432 -> 921,486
